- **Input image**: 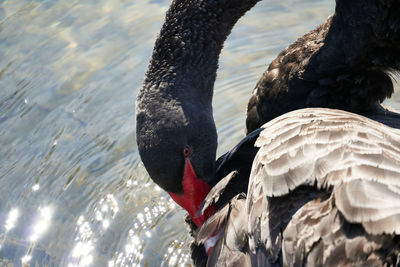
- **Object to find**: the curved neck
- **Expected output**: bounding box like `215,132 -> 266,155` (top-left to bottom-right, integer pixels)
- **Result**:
142,0 -> 261,106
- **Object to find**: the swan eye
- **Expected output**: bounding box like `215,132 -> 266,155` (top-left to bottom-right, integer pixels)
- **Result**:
183,146 -> 191,157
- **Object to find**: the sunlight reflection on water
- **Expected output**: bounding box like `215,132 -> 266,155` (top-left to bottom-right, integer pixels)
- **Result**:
4,208 -> 19,232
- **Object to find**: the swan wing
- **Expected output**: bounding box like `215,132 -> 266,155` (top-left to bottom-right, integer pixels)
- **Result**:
247,108 -> 400,265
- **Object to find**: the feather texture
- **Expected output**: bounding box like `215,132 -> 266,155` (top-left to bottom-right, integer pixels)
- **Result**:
190,108 -> 400,266
196,194 -> 251,266
247,108 -> 400,265
198,171 -> 238,216
251,108 -> 400,197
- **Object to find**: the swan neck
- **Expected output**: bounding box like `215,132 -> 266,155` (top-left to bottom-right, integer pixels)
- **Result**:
143,0 -> 260,103
324,2 -> 400,69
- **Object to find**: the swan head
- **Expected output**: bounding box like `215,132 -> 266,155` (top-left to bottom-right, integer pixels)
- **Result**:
136,92 -> 218,226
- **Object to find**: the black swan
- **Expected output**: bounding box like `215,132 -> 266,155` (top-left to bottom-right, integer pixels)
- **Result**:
136,0 -> 400,265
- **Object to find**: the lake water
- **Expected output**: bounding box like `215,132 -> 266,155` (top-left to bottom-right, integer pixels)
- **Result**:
0,0 -> 398,266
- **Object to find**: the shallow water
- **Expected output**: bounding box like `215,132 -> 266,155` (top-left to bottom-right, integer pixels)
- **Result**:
0,0 -> 398,266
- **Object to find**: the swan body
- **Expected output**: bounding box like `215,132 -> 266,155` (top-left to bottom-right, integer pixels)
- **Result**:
246,1 -> 400,132
196,108 -> 400,266
135,0 -> 400,265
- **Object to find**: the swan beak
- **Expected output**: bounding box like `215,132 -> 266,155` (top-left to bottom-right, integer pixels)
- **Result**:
169,158 -> 216,227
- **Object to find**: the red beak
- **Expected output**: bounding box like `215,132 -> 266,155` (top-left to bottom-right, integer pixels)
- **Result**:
168,158 -> 217,227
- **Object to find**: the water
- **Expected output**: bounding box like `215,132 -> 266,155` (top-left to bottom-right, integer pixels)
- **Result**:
0,0 -> 398,266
